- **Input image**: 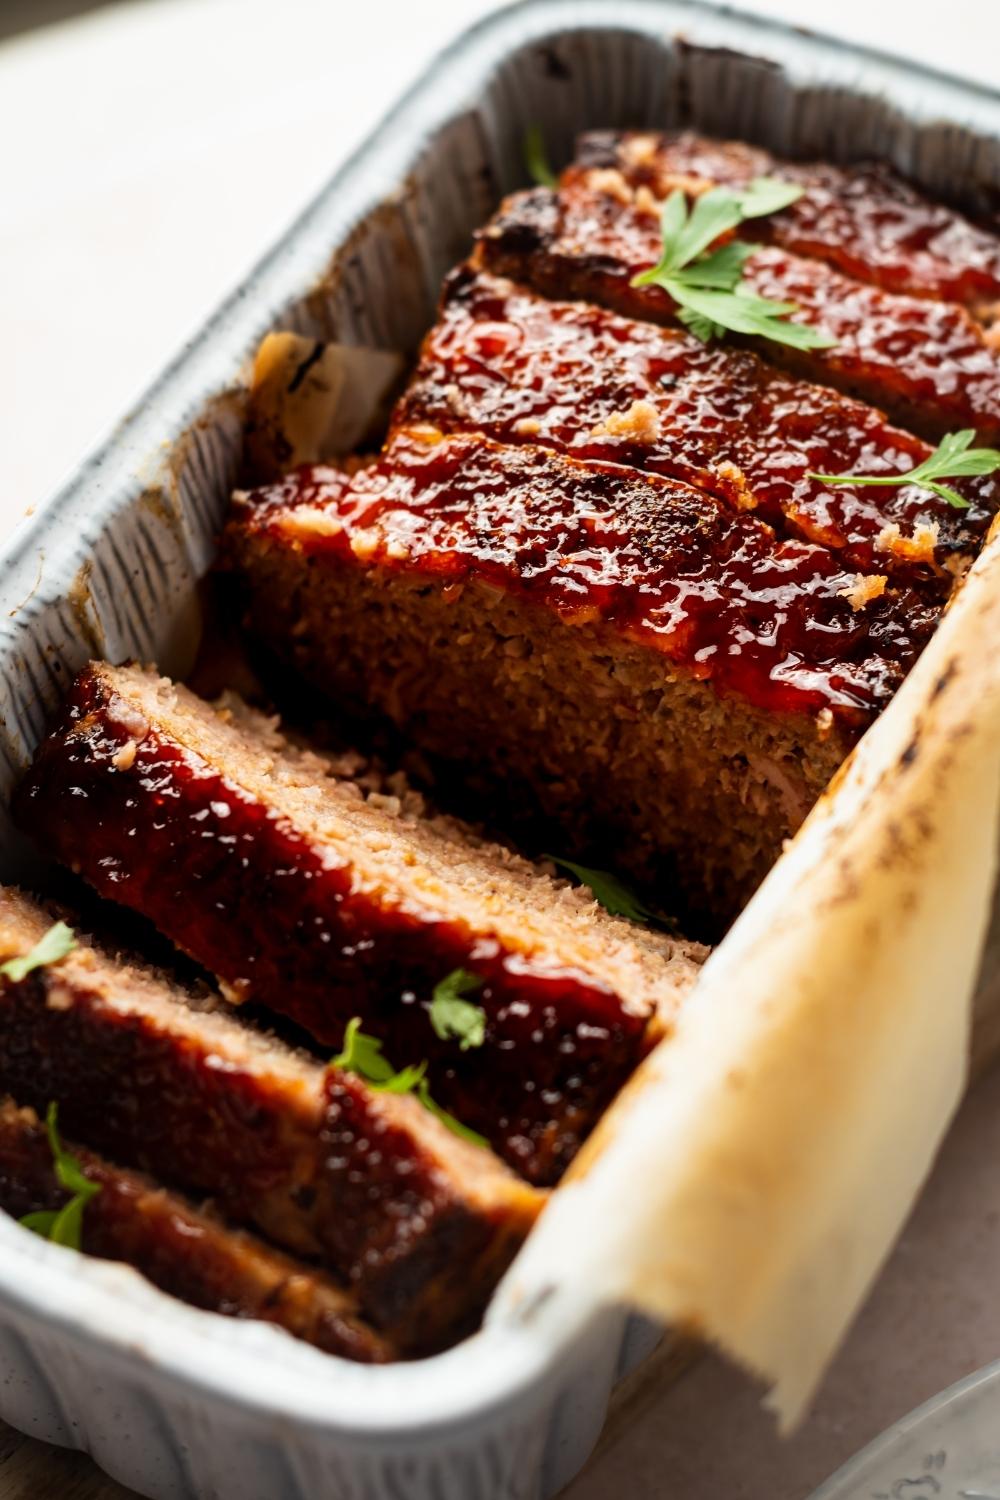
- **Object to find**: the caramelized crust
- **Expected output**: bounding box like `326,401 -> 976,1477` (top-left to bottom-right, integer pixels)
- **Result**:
0,888 -> 542,1346
478,183 -> 1000,444
13,669 -> 706,1183
231,427 -> 936,723
398,267 -> 994,577
220,429 -> 944,919
577,130 -> 1000,310
0,1099 -> 391,1363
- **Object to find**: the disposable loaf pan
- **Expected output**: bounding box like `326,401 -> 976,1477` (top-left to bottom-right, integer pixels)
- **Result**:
1,2 -> 999,1497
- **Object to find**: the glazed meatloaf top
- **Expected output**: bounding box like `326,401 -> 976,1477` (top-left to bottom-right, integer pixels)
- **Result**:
574,130 -> 1000,309
229,424 -> 939,728
0,885 -> 542,1347
14,664 -> 709,1182
396,267 -> 994,579
478,175 -> 1000,445
0,1099 -> 392,1364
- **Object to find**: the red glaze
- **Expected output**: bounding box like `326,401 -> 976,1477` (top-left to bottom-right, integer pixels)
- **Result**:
0,936 -> 540,1343
397,268 -> 995,578
478,184 -> 1000,444
236,427 -> 938,723
14,664 -> 650,1186
576,130 -> 1000,309
0,1103 -> 392,1362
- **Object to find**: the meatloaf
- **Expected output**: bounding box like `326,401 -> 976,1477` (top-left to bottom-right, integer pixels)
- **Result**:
13,666 -> 707,1183
397,266 -> 994,578
575,130 -> 1000,311
223,422 -> 940,924
0,886 -> 541,1348
0,1099 -> 390,1363
478,178 -> 1000,444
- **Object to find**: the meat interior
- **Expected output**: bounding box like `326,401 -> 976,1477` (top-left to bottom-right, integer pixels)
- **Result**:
7,125 -> 1000,1361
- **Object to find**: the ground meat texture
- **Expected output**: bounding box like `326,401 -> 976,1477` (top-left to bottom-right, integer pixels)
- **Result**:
0,887 -> 542,1348
13,670 -> 707,1183
221,427 -> 941,924
0,1098 -> 391,1363
477,182 -> 1000,445
397,267 -> 995,579
576,130 -> 1000,310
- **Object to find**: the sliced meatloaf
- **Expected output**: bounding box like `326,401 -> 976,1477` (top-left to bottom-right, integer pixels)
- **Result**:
0,887 -> 542,1347
397,267 -> 994,579
13,669 -> 708,1183
0,1098 -> 390,1363
477,180 -> 1000,444
575,129 -> 1000,311
220,425 -> 941,924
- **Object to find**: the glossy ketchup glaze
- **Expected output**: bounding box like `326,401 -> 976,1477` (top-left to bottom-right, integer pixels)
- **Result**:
14,664 -> 651,1186
576,130 -> 1000,310
397,267 -> 995,578
237,426 -> 940,725
477,182 -> 1000,444
0,922 -> 539,1344
0,1102 -> 392,1362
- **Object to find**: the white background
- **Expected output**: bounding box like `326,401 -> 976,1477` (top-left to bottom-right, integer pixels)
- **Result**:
1,4 -> 1000,1498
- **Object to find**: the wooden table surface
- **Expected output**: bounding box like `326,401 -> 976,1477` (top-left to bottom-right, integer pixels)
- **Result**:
0,1421 -> 134,1500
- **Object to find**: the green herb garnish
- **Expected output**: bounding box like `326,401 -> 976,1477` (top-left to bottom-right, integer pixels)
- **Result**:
807,429 -> 1000,511
524,125 -> 557,188
429,969 -> 486,1051
19,1102 -> 101,1250
545,856 -> 657,926
332,1016 -> 398,1084
412,1080 -> 488,1148
331,1018 -> 488,1148
0,921 -> 76,983
630,179 -> 835,351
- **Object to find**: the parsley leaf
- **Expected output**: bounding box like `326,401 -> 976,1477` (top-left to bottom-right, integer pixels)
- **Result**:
630,181 -> 835,351
331,1018 -> 487,1148
524,125 -> 557,189
19,1102 -> 101,1251
415,1081 -> 488,1149
429,969 -> 486,1051
331,1016 -> 397,1084
545,856 -> 656,925
0,921 -> 76,983
736,176 -> 808,218
807,429 -> 1000,511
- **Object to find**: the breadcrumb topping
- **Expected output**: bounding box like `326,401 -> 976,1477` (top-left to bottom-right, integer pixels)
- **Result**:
875,520 -> 940,566
280,507 -> 343,540
591,400 -> 661,444
716,461 -> 758,511
838,573 -> 888,610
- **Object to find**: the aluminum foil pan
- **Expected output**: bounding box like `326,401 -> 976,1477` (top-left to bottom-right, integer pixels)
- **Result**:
1,2 -> 999,1495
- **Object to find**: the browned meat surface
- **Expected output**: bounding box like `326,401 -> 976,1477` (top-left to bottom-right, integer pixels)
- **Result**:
576,130 -> 1000,310
0,887 -> 542,1347
13,670 -> 706,1182
478,181 -> 1000,444
397,267 -> 994,579
0,1098 -> 391,1363
219,426 -> 942,922
9,130 -> 998,1362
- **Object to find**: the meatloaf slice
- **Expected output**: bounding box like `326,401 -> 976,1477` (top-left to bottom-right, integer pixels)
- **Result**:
221,425 -> 940,924
0,887 -> 541,1348
477,181 -> 1000,445
397,267 -> 994,579
0,1099 -> 391,1363
13,668 -> 707,1184
576,129 -> 1000,311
